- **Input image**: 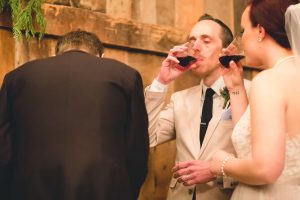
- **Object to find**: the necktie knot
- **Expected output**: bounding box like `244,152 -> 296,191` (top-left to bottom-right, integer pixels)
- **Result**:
205,88 -> 215,99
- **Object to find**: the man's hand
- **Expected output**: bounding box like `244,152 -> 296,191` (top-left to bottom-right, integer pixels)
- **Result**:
156,44 -> 193,85
172,160 -> 216,186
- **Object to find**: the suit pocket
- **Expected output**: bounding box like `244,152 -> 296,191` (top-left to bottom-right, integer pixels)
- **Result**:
221,108 -> 232,120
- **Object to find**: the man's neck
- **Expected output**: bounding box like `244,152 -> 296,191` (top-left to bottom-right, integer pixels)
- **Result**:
60,46 -> 100,57
203,74 -> 220,87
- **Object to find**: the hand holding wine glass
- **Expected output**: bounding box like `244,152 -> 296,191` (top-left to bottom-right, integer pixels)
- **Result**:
219,36 -> 245,68
175,42 -> 197,69
157,42 -> 197,84
218,36 -> 248,125
219,36 -> 245,91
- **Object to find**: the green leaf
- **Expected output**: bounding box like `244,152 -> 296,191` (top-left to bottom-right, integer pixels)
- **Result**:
2,0 -> 46,40
0,0 -> 6,12
220,87 -> 230,109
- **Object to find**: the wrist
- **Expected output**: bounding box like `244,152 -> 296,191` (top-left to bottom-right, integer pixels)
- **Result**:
220,154 -> 235,177
156,75 -> 170,85
228,85 -> 244,95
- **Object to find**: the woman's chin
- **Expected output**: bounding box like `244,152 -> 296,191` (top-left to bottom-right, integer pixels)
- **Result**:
245,59 -> 263,69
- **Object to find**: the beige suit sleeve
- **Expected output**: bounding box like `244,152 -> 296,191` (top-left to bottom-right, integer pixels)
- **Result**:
145,86 -> 176,147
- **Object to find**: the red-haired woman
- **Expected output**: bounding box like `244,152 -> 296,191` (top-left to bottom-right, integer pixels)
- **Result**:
209,0 -> 300,199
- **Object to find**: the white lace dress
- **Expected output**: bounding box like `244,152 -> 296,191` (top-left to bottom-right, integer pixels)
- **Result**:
231,106 -> 300,200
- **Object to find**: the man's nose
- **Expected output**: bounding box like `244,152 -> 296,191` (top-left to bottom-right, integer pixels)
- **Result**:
192,40 -> 202,52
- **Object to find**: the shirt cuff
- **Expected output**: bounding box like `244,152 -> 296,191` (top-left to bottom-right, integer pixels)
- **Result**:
149,79 -> 168,92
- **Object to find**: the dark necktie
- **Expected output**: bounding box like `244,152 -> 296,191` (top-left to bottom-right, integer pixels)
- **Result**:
200,88 -> 215,146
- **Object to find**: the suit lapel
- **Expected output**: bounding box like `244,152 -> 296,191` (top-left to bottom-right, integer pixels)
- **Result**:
188,77 -> 227,159
188,82 -> 203,158
198,107 -> 223,158
198,81 -> 226,158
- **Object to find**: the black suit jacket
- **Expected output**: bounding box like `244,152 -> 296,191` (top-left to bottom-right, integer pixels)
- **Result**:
0,51 -> 149,200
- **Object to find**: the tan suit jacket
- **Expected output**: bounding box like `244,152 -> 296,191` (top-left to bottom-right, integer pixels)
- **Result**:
145,78 -> 251,200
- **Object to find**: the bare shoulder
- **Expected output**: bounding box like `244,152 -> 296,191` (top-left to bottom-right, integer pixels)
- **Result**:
250,69 -> 282,99
252,68 -> 283,85
251,69 -> 276,88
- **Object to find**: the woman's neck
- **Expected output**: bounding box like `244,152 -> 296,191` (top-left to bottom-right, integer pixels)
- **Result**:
264,47 -> 293,68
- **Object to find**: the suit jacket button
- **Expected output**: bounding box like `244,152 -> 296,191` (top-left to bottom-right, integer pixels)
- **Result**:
188,188 -> 194,195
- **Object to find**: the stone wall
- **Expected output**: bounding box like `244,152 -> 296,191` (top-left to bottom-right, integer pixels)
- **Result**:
0,1 -> 260,199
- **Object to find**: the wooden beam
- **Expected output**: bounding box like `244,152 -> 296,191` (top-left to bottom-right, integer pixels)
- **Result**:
0,4 -> 188,54
0,3 -> 266,70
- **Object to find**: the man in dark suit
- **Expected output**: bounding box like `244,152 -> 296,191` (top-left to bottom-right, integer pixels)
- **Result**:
0,30 -> 149,200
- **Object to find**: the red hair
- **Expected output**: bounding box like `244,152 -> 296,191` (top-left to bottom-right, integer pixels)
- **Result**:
247,0 -> 298,48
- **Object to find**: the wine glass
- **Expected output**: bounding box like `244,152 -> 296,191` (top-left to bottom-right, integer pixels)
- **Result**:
176,42 -> 197,68
219,36 -> 245,68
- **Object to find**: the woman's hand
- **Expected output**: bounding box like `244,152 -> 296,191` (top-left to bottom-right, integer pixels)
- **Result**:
219,48 -> 245,91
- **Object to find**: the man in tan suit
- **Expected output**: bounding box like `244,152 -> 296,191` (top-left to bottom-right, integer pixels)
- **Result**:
145,14 -> 250,200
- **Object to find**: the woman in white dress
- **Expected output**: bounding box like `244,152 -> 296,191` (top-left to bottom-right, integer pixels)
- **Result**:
209,0 -> 300,199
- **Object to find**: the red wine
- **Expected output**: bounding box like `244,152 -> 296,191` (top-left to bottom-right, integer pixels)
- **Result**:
177,56 -> 197,67
219,55 -> 245,68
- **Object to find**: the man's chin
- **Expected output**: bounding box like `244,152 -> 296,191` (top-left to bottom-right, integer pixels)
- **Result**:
191,63 -> 203,71
191,67 -> 206,77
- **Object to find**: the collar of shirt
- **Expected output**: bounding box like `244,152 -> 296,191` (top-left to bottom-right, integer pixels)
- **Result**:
201,76 -> 225,101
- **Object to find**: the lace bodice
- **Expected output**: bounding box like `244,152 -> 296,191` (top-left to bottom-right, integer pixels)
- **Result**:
232,106 -> 300,181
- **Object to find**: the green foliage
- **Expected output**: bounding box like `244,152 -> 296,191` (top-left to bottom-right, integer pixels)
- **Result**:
0,0 -> 46,40
0,0 -> 5,12
220,86 -> 230,109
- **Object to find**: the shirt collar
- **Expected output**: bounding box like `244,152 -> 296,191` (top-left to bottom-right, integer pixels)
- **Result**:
202,76 -> 225,99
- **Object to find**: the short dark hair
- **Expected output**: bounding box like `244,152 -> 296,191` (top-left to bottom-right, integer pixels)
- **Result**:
198,14 -> 233,48
55,30 -> 104,56
247,0 -> 298,49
